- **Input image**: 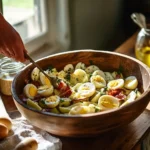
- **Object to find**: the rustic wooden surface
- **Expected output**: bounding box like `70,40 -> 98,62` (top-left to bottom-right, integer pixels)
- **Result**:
1,94 -> 150,150
1,32 -> 150,150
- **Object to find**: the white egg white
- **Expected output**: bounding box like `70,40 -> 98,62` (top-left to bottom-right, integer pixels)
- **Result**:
92,70 -> 105,79
124,76 -> 138,90
37,85 -> 54,97
31,67 -> 40,81
107,79 -> 124,90
78,82 -> 96,98
75,62 -> 86,70
69,104 -> 95,115
64,64 -> 74,73
90,75 -> 106,89
72,69 -> 88,84
120,91 -> 137,107
85,65 -> 99,74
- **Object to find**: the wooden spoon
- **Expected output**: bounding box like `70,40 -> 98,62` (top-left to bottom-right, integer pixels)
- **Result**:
25,53 -> 72,97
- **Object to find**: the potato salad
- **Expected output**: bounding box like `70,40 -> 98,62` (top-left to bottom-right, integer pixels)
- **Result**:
21,62 -> 142,115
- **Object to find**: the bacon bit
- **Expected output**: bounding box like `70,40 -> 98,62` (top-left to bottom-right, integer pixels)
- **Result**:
57,81 -> 67,91
107,89 -> 122,96
108,89 -> 126,101
57,81 -> 72,97
60,88 -> 72,97
116,74 -> 121,79
115,93 -> 126,101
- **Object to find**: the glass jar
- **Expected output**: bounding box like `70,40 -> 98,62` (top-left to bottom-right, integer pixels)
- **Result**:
0,57 -> 25,95
135,28 -> 150,67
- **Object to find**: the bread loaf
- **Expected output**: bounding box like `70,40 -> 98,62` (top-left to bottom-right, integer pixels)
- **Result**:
0,123 -> 8,139
14,137 -> 38,150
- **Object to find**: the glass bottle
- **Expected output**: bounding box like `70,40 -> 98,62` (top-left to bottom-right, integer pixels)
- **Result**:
0,57 -> 25,95
135,28 -> 150,67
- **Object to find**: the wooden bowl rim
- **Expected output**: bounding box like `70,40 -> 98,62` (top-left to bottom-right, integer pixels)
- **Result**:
12,50 -> 150,118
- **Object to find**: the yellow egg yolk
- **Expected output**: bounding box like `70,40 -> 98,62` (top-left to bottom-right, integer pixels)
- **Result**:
73,106 -> 87,114
46,96 -> 57,103
29,87 -> 37,97
125,79 -> 132,85
45,77 -> 51,86
94,76 -> 103,82
81,86 -> 89,90
110,81 -> 118,87
100,99 -> 117,108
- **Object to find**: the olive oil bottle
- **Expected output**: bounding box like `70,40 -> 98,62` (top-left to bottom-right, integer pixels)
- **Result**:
135,28 -> 150,67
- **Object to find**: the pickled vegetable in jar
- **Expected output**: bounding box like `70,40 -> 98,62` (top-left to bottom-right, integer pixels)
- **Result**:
135,28 -> 150,67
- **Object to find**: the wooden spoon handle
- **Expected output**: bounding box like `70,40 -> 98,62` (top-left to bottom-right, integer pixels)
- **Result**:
24,53 -> 49,78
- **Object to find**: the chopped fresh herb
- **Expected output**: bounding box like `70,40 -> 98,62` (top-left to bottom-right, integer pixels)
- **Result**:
89,74 -> 92,78
56,78 -> 61,83
65,73 -> 71,81
104,87 -> 108,92
41,98 -> 45,105
68,68 -> 72,73
89,60 -> 94,65
95,106 -> 100,112
134,88 -> 138,93
117,65 -> 124,74
47,65 -> 54,71
60,98 -> 65,102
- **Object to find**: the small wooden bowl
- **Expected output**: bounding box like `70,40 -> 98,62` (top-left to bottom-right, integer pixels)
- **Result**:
12,50 -> 150,137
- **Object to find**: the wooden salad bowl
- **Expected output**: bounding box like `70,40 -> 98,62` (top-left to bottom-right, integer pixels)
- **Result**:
11,50 -> 150,137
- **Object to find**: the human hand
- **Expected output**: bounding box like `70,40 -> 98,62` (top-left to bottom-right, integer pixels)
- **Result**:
0,13 -> 27,62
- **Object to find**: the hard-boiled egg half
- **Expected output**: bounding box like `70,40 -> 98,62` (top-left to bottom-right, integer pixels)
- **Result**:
107,79 -> 124,90
90,75 -> 106,89
92,70 -> 105,79
40,72 -> 51,86
98,95 -> 119,110
120,91 -> 137,107
31,67 -> 40,81
69,104 -> 95,115
104,72 -> 114,81
85,65 -> 99,74
75,62 -> 86,70
44,95 -> 60,108
90,91 -> 101,103
70,69 -> 88,85
77,82 -> 96,98
64,64 -> 74,73
124,76 -> 138,90
37,85 -> 54,97
24,84 -> 37,99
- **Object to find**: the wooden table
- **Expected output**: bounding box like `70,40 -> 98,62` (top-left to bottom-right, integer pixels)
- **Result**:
2,33 -> 150,150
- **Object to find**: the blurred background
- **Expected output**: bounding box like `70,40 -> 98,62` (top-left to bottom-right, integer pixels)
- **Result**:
0,0 -> 150,58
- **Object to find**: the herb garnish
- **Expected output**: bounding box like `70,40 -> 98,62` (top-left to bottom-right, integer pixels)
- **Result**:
47,65 -> 54,71
117,65 -> 124,74
65,73 -> 71,81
